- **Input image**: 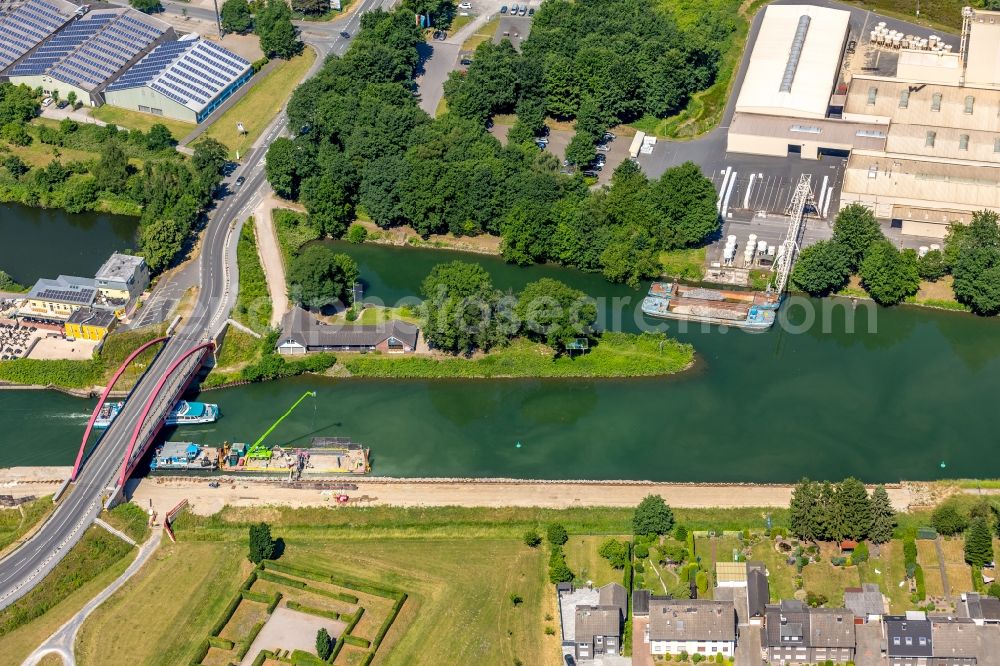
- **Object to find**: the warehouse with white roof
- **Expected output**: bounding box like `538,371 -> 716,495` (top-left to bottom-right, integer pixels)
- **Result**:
105,34 -> 253,123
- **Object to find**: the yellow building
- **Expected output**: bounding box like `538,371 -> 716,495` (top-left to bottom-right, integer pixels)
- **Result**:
19,275 -> 98,324
64,308 -> 116,341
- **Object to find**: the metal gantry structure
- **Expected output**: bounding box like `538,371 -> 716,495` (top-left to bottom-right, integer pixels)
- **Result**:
773,173 -> 814,295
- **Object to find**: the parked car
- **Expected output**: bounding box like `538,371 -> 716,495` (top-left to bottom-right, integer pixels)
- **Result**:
602,131 -> 616,142
510,3 -> 518,13
340,31 -> 351,38
527,7 -> 534,15
433,30 -> 445,40
517,5 -> 526,15
564,655 -> 577,666
595,142 -> 611,152
535,141 -> 547,149
208,480 -> 220,488
535,136 -> 548,145
41,97 -> 52,107
594,154 -> 606,164
500,4 -> 508,12
460,57 -> 473,66
458,1 -> 472,8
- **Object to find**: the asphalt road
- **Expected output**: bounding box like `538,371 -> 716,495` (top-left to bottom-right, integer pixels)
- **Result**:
0,0 -> 396,612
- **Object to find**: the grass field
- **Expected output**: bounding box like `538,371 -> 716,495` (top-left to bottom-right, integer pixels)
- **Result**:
659,247 -> 706,281
940,538 -> 973,596
917,540 -> 945,598
565,536 -> 629,588
74,541 -> 248,666
234,220 -> 273,334
343,332 -> 694,379
91,106 -> 194,141
0,497 -> 52,554
0,527 -> 136,665
461,17 -> 499,51
203,49 -> 317,159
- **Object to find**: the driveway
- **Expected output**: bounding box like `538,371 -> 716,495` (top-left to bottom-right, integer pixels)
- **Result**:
631,616 -> 653,666
735,623 -> 763,666
415,41 -> 460,115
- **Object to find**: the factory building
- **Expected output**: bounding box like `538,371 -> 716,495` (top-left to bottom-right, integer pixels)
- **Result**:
105,34 -> 252,123
0,0 -> 78,73
839,8 -> 1000,238
7,7 -> 173,107
728,4 -> 1000,238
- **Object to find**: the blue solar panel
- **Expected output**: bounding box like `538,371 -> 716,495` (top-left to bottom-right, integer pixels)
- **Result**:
0,0 -> 74,69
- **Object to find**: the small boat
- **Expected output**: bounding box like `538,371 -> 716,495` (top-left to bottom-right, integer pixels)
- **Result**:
94,400 -> 220,429
149,441 -> 218,471
641,281 -> 780,330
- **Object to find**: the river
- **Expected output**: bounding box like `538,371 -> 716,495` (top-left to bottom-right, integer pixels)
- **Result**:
1,237 -> 999,482
0,202 -> 139,285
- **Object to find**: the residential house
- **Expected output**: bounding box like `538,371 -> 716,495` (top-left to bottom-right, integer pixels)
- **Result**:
632,589 -> 671,617
885,612 -> 933,666
646,599 -> 737,659
94,253 -> 148,305
573,583 -> 627,661
277,307 -> 419,354
930,618 -> 981,665
844,583 -> 887,622
763,600 -> 855,665
64,307 -> 116,341
960,593 -> 1000,626
712,560 -> 770,626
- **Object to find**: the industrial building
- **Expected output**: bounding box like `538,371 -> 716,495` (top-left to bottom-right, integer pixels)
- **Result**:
7,7 -> 173,106
728,4 -> 1000,238
0,0 -> 252,123
105,34 -> 252,123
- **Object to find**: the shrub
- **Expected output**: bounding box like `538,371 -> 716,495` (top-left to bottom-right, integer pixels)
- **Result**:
547,523 -> 568,546
510,593 -> 523,606
544,625 -> 555,635
342,634 -> 371,648
695,571 -> 708,595
346,223 -> 368,243
851,541 -> 870,565
523,530 -> 541,547
932,502 -> 968,536
634,543 -> 649,559
806,591 -> 828,607
914,564 -> 926,600
674,524 -> 688,541
598,538 -> 630,569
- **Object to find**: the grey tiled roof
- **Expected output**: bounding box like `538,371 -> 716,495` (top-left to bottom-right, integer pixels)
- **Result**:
599,583 -> 627,615
931,619 -> 981,658
809,608 -> 855,648
280,307 -> 418,350
764,601 -> 854,649
575,606 -> 620,642
648,600 -> 737,642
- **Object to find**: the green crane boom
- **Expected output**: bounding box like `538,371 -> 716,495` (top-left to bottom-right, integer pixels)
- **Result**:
246,390 -> 317,457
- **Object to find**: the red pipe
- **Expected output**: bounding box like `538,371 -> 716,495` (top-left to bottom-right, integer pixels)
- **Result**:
117,341 -> 215,488
71,336 -> 169,482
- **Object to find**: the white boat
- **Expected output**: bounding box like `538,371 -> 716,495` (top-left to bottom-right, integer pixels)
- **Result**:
94,400 -> 219,429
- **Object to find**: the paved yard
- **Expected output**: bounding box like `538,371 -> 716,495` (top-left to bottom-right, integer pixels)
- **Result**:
239,606 -> 345,666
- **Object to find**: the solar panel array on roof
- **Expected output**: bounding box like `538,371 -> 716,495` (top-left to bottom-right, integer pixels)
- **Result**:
10,9 -> 169,91
0,0 -> 75,71
106,36 -> 251,113
37,287 -> 95,305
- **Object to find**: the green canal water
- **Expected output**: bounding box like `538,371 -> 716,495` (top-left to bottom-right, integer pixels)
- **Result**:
1,239 -> 999,481
0,202 -> 139,285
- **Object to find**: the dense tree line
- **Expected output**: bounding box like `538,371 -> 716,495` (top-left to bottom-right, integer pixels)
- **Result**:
220,0 -> 301,55
948,211 -> 1000,315
267,9 -> 720,287
789,478 -> 896,543
444,0 -> 731,161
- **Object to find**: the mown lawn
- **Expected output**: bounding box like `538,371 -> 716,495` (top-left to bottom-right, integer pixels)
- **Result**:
917,540 -> 945,597
74,541 -> 248,666
91,105 -> 194,141
565,535 -> 629,588
659,247 -> 706,281
234,221 -> 273,334
100,502 -> 150,544
203,49 -> 317,159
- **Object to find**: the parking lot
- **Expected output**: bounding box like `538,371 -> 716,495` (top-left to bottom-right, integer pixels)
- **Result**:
494,14 -> 533,51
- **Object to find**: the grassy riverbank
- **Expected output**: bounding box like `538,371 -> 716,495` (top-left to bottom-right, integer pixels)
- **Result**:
233,220 -> 272,334
343,332 -> 694,379
0,324 -> 166,391
0,497 -> 53,554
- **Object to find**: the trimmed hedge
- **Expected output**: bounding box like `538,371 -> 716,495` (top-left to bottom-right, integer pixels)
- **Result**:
207,635 -> 235,650
262,560 -> 399,599
258,569 -> 306,589
343,634 -> 371,648
286,600 -> 340,620
189,639 -> 211,665
236,621 -> 265,659
290,650 -> 328,666
267,591 -> 284,614
914,565 -> 926,600
344,606 -> 365,635
371,593 -> 407,650
210,595 -> 243,637
251,650 -> 275,666
242,589 -> 273,604
358,653 -> 375,666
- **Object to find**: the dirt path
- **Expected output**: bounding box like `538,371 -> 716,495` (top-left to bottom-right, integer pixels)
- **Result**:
253,195 -> 290,328
935,537 -> 951,599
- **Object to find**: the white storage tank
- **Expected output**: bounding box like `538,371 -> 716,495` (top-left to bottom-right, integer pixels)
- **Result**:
757,240 -> 768,254
918,246 -> 929,258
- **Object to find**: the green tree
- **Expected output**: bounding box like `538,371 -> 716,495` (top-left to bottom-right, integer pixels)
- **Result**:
221,0 -> 253,32
0,270 -> 23,291
2,155 -> 28,177
192,138 -> 229,177
988,581 -> 1000,599
633,494 -> 674,536
850,541 -> 870,564
965,517 -> 994,568
145,124 -> 175,151
565,131 -> 596,167
315,627 -> 333,659
523,530 -> 542,547
860,240 -> 920,306
346,224 -> 368,244
292,0 -> 328,14
515,278 -> 595,350
791,240 -> 851,295
248,522 -> 274,563
420,261 -> 510,353
1,121 -> 31,146
835,477 -> 873,541
833,203 -> 883,269
0,83 -> 40,125
129,0 -> 162,13
265,137 -> 298,199
287,244 -> 359,309
653,161 -> 720,247
63,175 -> 99,213
790,478 -> 822,541
257,0 -> 301,59
869,485 -> 896,544
932,502 -> 969,536
139,217 -> 186,273
548,548 -> 574,583
92,141 -> 130,194
951,211 -> 1000,315
547,523 -> 568,546
598,538 -> 630,569
917,249 -> 947,281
